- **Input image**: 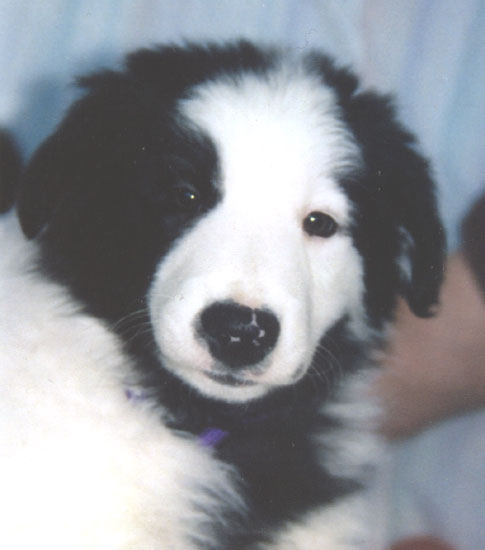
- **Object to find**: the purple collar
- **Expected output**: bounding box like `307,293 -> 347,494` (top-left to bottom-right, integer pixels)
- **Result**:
198,427 -> 230,447
125,388 -> 229,448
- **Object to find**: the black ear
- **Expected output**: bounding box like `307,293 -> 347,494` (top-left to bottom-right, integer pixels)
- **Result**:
392,158 -> 446,318
17,69 -> 141,240
394,181 -> 446,318
0,130 -> 22,214
348,91 -> 446,318
17,131 -> 68,238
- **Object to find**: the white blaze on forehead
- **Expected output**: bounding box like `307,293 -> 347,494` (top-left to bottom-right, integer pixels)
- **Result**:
178,64 -> 360,223
148,64 -> 367,402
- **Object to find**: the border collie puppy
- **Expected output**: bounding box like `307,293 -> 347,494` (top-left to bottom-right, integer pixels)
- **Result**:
0,41 -> 444,549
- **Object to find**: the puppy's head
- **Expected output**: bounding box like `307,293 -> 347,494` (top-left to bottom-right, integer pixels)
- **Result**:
17,42 -> 445,403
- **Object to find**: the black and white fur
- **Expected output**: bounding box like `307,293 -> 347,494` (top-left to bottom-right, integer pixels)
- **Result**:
0,41 -> 444,549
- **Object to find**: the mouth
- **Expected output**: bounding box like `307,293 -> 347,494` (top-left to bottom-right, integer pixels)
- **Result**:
205,371 -> 257,387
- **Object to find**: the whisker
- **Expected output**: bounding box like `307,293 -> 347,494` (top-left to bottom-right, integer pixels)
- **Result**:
112,308 -> 151,332
307,340 -> 345,396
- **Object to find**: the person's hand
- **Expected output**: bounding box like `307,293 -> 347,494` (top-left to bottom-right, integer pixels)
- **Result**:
390,535 -> 455,550
375,253 -> 485,439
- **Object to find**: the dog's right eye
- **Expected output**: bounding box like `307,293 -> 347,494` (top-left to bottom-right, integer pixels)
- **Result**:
303,211 -> 338,238
172,183 -> 201,213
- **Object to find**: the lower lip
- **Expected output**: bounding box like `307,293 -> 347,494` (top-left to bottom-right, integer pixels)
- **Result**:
205,372 -> 257,387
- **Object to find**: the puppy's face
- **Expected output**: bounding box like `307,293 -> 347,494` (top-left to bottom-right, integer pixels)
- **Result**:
148,71 -> 365,402
18,43 -> 444,405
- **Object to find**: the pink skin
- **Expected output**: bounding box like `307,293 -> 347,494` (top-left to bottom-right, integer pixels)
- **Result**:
375,253 -> 485,439
389,535 -> 455,550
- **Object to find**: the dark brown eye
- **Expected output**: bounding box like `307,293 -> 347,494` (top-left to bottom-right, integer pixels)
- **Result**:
173,183 -> 200,213
303,211 -> 338,238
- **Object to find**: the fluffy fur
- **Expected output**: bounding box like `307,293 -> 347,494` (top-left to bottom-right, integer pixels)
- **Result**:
0,41 -> 444,549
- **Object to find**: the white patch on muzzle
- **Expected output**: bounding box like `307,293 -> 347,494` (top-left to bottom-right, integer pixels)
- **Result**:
149,65 -> 367,402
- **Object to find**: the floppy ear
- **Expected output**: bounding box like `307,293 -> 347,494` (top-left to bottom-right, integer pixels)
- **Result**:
17,70 -> 141,240
349,92 -> 446,318
0,130 -> 22,214
391,158 -> 446,318
16,131 -> 69,238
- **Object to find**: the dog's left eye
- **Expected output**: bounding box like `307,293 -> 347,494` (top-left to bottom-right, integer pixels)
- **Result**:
303,211 -> 338,238
172,183 -> 201,213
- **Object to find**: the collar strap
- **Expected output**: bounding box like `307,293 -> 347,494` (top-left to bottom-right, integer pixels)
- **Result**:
126,388 -> 229,448
198,427 -> 230,448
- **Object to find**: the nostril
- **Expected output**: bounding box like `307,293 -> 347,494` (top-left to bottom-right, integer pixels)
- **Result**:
198,301 -> 280,368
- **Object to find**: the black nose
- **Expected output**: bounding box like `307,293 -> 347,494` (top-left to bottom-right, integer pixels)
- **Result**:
198,301 -> 280,368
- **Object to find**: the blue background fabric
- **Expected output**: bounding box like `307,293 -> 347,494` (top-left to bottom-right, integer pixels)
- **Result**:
389,409 -> 485,549
1,2 -> 484,547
